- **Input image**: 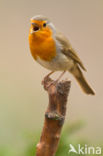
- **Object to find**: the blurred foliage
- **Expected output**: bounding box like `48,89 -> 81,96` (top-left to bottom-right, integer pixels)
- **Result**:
0,121 -> 103,156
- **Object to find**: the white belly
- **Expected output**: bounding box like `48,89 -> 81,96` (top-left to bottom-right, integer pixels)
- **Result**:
36,51 -> 74,71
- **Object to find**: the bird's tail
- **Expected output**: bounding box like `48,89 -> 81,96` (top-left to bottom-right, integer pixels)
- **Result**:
70,65 -> 95,95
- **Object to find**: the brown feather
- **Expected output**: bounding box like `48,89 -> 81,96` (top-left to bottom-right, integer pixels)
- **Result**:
55,32 -> 86,71
71,65 -> 95,95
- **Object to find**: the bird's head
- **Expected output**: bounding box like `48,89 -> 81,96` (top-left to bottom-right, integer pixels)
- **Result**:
29,15 -> 56,40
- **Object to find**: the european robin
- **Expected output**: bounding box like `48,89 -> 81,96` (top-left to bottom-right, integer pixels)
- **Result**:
28,15 -> 95,95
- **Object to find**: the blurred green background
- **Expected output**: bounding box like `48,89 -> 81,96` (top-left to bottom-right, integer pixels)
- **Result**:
0,0 -> 103,155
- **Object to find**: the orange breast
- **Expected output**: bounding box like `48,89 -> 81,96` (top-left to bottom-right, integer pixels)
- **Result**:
29,30 -> 56,61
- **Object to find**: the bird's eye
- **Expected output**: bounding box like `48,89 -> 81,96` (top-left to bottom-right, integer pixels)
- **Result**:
33,26 -> 39,31
43,23 -> 47,27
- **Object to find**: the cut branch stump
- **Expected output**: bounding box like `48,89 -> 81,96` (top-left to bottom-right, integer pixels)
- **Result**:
36,77 -> 71,156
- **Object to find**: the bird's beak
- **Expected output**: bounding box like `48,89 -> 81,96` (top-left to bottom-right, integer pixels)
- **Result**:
30,23 -> 35,34
30,22 -> 39,34
30,30 -> 34,34
31,22 -> 36,26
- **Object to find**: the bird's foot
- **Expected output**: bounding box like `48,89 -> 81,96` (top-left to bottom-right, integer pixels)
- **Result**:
46,80 -> 58,89
42,71 -> 54,85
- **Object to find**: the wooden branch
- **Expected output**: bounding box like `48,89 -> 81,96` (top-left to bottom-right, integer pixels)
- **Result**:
36,77 -> 71,156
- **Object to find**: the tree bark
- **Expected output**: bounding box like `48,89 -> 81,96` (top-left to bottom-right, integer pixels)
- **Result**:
36,77 -> 71,156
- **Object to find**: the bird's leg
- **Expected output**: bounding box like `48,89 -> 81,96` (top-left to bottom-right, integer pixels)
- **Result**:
42,71 -> 55,85
43,71 -> 55,80
55,71 -> 66,83
44,71 -> 55,79
46,71 -> 66,88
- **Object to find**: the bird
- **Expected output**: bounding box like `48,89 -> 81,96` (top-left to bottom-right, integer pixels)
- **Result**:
28,15 -> 95,95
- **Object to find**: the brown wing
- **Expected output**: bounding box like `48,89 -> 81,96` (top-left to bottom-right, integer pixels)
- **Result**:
55,32 -> 86,71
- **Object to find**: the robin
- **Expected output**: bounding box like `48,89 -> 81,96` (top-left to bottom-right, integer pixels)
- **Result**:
28,15 -> 95,95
